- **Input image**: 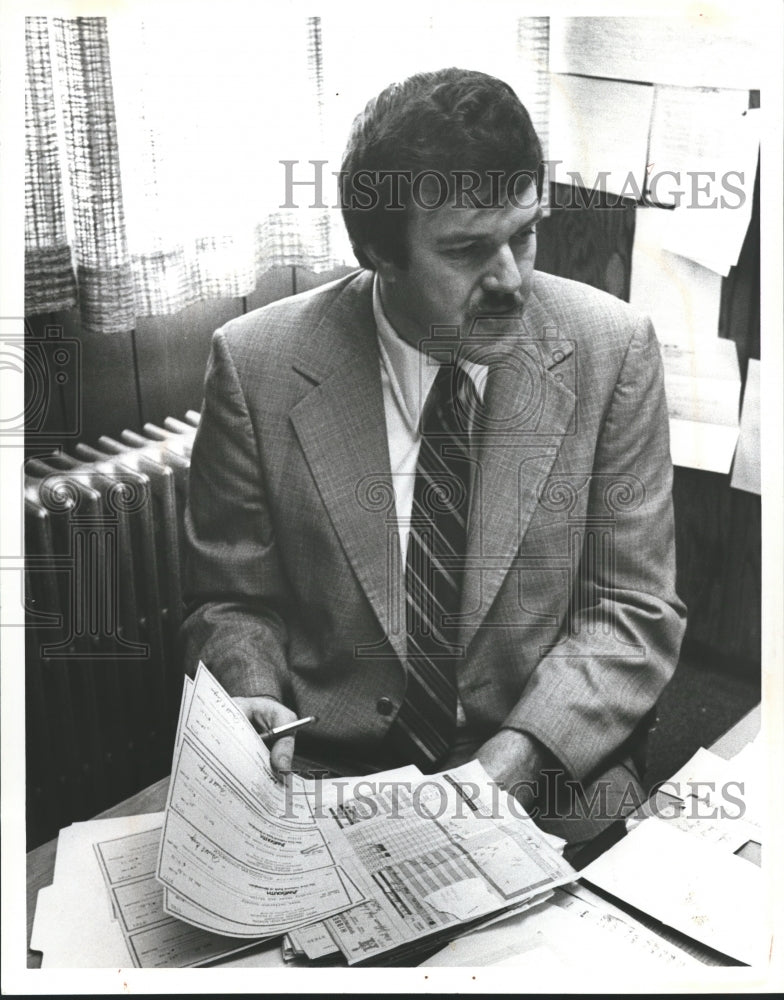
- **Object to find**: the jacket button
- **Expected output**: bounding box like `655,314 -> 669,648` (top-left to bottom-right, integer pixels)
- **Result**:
376,697 -> 394,716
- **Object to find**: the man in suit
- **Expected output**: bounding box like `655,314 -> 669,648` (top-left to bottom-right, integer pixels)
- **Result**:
182,68 -> 686,843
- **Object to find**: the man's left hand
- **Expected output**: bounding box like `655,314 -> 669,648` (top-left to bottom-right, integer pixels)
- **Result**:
476,729 -> 558,812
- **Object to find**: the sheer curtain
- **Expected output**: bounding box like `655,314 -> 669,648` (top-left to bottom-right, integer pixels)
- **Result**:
25,13 -> 549,335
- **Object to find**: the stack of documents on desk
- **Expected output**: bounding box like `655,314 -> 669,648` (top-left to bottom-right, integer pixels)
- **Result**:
30,812 -> 269,967
154,664 -> 576,965
32,663 -> 575,967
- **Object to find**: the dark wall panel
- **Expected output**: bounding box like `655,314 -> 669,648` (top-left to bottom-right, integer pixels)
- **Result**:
26,310 -> 141,452
245,266 -> 295,312
536,186 -> 637,300
673,469 -> 761,665
134,297 -> 243,427
294,264 -> 357,295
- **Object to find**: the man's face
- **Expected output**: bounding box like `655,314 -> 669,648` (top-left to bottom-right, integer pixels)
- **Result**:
377,184 -> 541,356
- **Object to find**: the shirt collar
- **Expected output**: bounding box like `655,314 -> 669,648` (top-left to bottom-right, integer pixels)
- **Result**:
372,273 -> 488,433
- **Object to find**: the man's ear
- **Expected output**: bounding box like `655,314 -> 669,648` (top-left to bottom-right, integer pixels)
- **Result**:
364,245 -> 400,282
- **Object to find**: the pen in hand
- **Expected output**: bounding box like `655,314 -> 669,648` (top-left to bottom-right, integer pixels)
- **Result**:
258,715 -> 318,744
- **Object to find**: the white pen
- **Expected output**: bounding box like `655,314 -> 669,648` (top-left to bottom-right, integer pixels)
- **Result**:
258,715 -> 318,743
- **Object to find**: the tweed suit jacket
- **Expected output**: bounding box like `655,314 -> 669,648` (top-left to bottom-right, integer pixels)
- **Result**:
181,268 -> 686,786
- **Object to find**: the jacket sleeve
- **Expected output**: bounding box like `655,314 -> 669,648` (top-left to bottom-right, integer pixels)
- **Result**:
180,328 -> 291,700
504,316 -> 687,781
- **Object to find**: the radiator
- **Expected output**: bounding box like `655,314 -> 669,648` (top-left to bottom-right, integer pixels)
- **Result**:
25,412 -> 199,848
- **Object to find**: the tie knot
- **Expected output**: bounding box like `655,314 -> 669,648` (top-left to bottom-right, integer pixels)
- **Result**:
423,364 -> 478,436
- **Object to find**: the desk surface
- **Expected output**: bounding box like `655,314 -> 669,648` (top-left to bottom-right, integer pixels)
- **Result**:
26,702 -> 761,969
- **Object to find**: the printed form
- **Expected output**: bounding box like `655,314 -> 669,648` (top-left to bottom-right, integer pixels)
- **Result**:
156,665 -> 365,937
157,665 -> 576,964
281,759 -> 575,964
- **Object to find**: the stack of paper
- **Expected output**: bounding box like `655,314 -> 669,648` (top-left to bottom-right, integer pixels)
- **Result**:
31,665 -> 577,967
157,664 -> 577,966
582,816 -> 765,966
30,812 -> 269,968
582,732 -> 766,967
421,883 -> 700,972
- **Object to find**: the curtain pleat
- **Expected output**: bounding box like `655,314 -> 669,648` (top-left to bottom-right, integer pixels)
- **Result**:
24,16 -> 78,315
53,17 -> 135,334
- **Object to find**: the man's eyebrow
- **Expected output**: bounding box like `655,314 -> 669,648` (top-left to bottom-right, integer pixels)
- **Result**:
436,208 -> 544,246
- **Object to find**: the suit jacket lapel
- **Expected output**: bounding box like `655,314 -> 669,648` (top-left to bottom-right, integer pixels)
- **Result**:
461,287 -> 576,650
289,274 -> 408,662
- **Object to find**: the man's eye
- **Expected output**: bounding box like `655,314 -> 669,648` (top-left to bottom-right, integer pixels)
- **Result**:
446,244 -> 482,260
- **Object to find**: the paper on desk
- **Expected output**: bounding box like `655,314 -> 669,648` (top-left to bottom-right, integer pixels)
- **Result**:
314,758 -> 576,965
422,883 -> 699,971
731,359 -> 761,494
95,824 -> 269,967
548,74 -> 654,198
582,816 -> 766,965
652,746 -> 759,852
31,813 -> 162,968
664,740 -> 762,832
157,663 -> 366,938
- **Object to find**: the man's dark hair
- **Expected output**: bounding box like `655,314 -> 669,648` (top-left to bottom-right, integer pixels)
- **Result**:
339,67 -> 543,270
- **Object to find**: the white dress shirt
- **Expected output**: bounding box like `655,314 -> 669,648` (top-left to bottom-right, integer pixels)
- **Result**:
373,274 -> 488,565
373,275 -> 487,729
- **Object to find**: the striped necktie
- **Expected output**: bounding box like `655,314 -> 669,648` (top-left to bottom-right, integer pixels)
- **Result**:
391,363 -> 475,768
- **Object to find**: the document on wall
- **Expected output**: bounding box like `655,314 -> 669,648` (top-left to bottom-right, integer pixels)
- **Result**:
630,206 -> 723,344
661,339 -> 740,473
731,359 -> 761,495
548,17 -> 762,91
648,95 -> 759,277
548,74 -> 654,199
156,663 -> 366,938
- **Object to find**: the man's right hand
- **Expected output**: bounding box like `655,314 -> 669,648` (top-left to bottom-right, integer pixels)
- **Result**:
233,696 -> 298,777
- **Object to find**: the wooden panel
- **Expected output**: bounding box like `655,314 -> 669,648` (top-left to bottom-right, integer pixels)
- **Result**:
25,309 -> 141,453
134,297 -> 243,427
294,264 -> 357,295
536,185 -> 637,300
244,266 -> 295,312
672,467 -> 761,666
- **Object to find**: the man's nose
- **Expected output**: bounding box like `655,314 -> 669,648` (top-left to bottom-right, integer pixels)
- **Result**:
481,244 -> 523,296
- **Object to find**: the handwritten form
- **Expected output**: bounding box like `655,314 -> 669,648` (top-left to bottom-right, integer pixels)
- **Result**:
283,758 -> 574,965
157,665 -> 364,938
157,665 -> 575,965
33,666 -> 575,966
421,883 -> 699,972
